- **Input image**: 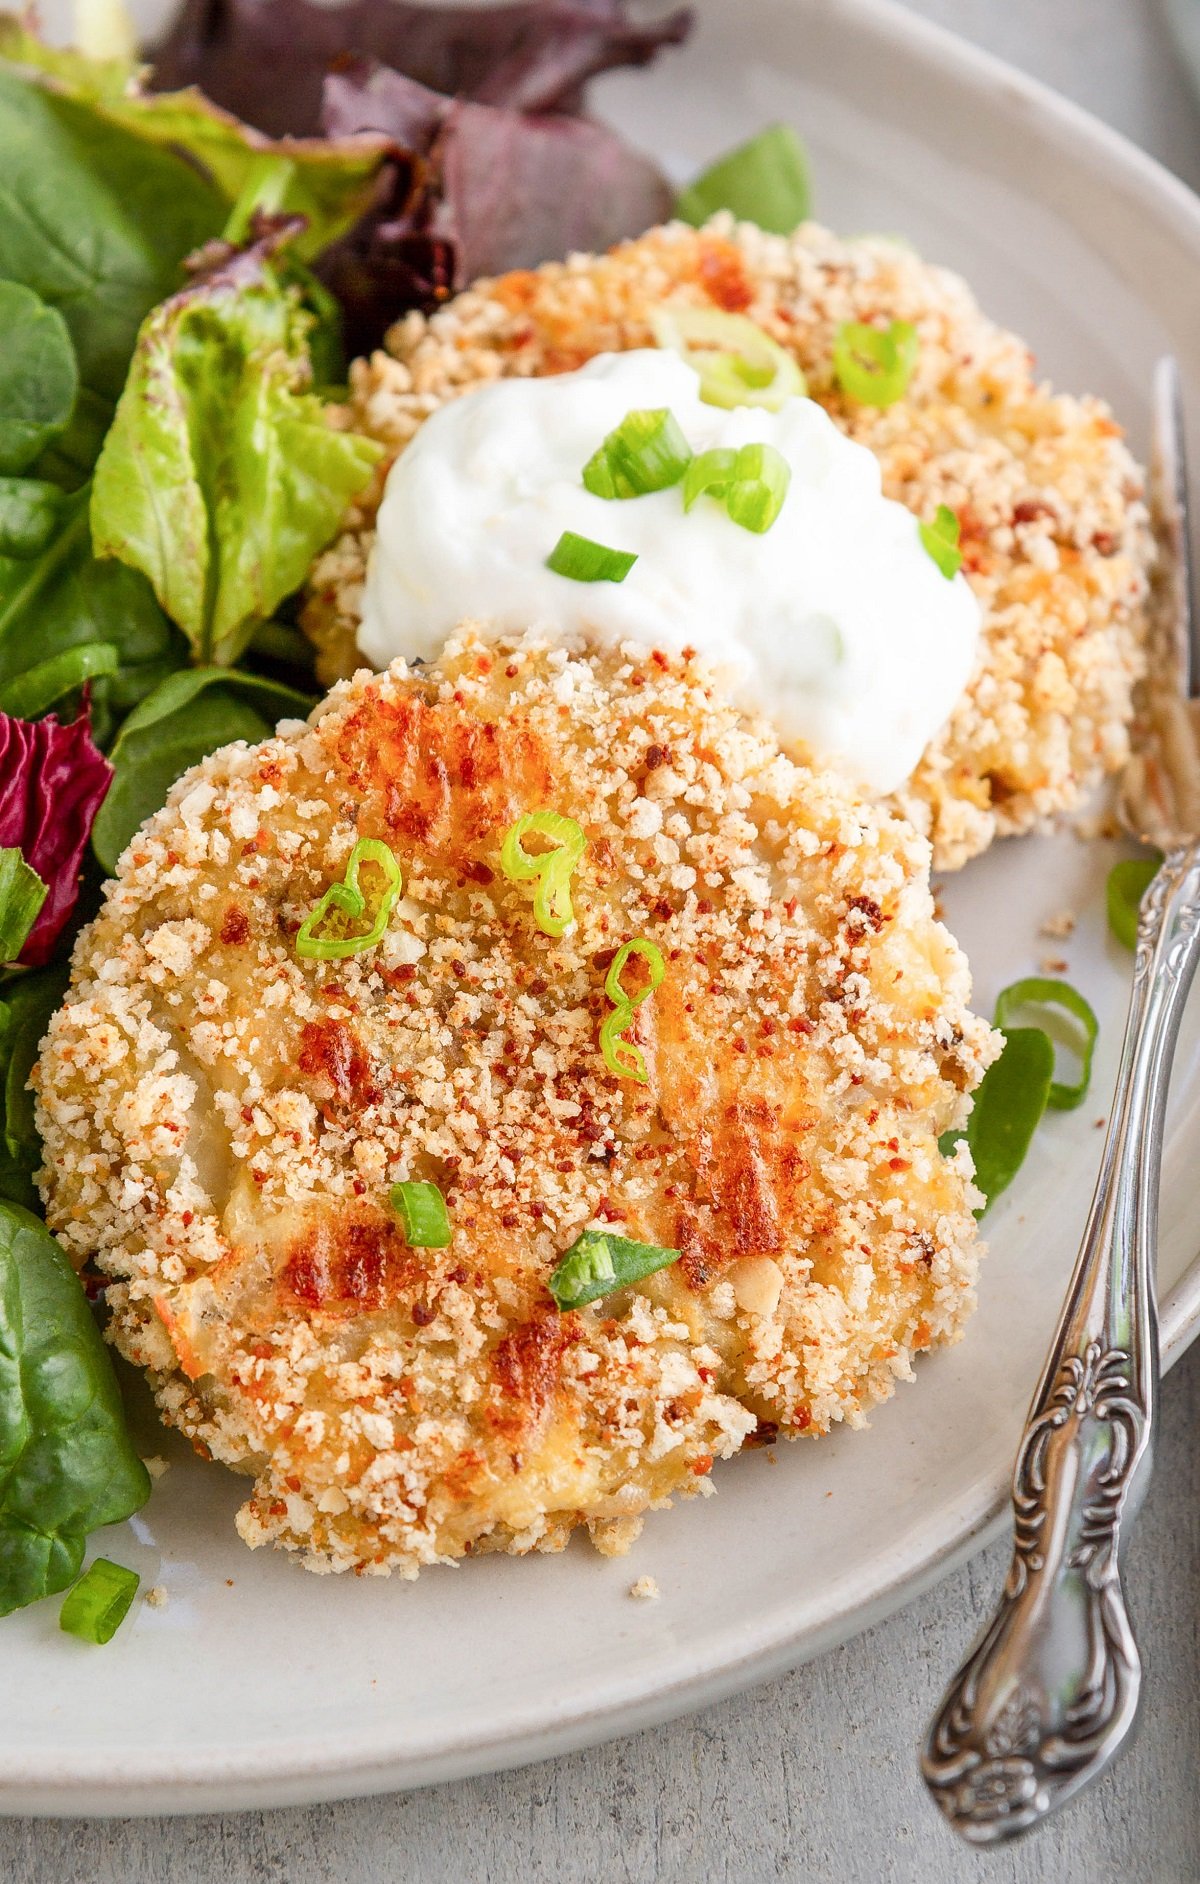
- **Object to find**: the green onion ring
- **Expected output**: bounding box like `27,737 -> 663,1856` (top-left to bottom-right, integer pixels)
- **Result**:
582,407 -> 693,499
499,811 -> 587,939
548,1227 -> 680,1310
831,318 -> 919,407
296,837 -> 402,961
918,504 -> 964,580
992,976 -> 1099,1112
725,442 -> 791,534
651,307 -> 805,411
546,531 -> 637,583
59,1558 -> 140,1645
600,937 -> 666,1083
1107,854 -> 1162,950
390,1179 -> 453,1249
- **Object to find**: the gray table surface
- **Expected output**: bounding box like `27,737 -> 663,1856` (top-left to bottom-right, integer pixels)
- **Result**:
8,2 -> 1200,1878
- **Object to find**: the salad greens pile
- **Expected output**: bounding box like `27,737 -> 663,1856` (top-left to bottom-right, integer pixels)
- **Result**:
0,0 -> 698,1634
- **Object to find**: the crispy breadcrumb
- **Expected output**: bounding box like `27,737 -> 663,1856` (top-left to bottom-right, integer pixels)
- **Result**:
305,216 -> 1151,870
35,630 -> 996,1578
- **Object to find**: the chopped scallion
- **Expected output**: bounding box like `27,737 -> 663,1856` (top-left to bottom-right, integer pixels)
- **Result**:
918,504 -> 963,580
674,124 -> 811,235
683,447 -> 736,512
499,811 -> 587,938
546,531 -> 637,583
1107,854 -> 1162,950
0,848 -> 47,964
583,408 -> 693,499
548,1227 -> 680,1310
725,443 -> 791,534
600,937 -> 665,1083
296,837 -> 402,961
59,1558 -> 140,1645
832,319 -> 919,407
992,977 -> 1099,1112
651,307 -> 805,411
390,1179 -> 452,1249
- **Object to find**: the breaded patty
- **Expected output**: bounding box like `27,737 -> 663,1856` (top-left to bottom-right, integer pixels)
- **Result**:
35,629 -> 996,1577
305,215 -> 1152,870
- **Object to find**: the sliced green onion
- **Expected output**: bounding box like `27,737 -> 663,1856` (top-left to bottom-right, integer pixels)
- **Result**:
832,318 -> 919,407
582,445 -> 635,501
582,408 -> 693,500
651,307 -> 805,411
918,504 -> 963,580
0,848 -> 47,963
674,124 -> 811,236
993,977 -> 1099,1112
548,1227 -> 680,1310
942,1027 -> 1055,1215
296,837 -> 402,961
683,447 -> 737,512
725,443 -> 791,534
59,1558 -> 140,1645
1107,854 -> 1162,950
389,1179 -> 452,1249
600,937 -> 665,1084
500,811 -> 587,938
546,531 -> 637,584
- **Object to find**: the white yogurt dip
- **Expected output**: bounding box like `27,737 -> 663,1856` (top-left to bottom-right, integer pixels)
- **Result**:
358,349 -> 979,794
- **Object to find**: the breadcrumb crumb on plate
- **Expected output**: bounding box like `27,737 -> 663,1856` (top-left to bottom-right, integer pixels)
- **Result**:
35,629 -> 995,1580
304,217 -> 1152,870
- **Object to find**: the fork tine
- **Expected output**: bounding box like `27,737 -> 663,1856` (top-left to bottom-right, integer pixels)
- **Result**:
1150,355 -> 1196,700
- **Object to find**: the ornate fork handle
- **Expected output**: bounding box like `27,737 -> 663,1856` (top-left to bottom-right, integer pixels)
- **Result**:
921,839 -> 1200,1844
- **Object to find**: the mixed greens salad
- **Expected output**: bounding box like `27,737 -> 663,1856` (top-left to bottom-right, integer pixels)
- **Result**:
0,0 -> 1145,1642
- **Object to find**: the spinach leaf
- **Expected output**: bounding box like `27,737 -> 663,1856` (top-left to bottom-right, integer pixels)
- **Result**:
92,666 -> 313,872
90,231 -> 381,667
0,480 -> 186,748
0,67 -> 226,465
0,281 -> 78,476
0,1201 -> 150,1616
0,963 -> 68,1209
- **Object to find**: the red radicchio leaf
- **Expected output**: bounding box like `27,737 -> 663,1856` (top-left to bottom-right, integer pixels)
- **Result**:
0,709 -> 113,967
318,62 -> 674,354
152,0 -> 691,139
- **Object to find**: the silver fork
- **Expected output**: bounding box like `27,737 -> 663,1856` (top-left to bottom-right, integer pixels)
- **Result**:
920,357 -> 1200,1845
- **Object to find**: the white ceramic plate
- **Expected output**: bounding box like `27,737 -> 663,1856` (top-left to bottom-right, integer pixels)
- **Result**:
9,0 -> 1200,1818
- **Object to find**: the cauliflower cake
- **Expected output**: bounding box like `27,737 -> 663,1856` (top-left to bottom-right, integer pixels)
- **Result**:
305,216 -> 1152,869
35,629 -> 997,1578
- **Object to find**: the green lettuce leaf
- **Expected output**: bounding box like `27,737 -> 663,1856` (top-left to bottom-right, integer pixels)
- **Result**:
0,478 -> 184,747
91,228 -> 382,667
0,66 -> 226,473
0,1200 -> 150,1616
0,16 -> 393,263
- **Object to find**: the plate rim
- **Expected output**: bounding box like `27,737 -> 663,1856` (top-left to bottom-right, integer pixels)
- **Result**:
10,0 -> 1200,1817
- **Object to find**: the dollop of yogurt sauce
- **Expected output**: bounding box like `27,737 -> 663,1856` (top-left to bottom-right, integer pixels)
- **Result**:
359,349 -> 979,795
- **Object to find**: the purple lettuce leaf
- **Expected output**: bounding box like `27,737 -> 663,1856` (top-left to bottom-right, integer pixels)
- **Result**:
319,60 -> 674,353
152,0 -> 691,137
0,708 -> 113,967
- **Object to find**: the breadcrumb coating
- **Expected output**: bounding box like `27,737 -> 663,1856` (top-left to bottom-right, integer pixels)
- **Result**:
35,630 -> 996,1577
304,216 -> 1152,870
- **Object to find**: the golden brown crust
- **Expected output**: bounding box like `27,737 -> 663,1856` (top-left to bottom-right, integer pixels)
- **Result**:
35,630 -> 996,1577
305,216 -> 1151,869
